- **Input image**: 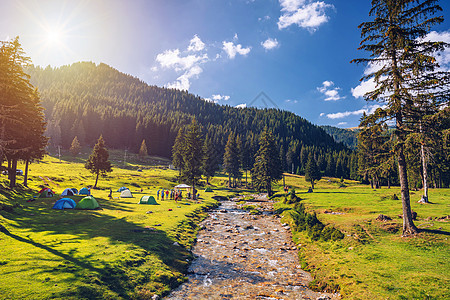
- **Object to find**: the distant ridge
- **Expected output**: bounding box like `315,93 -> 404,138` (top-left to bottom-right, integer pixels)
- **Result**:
320,125 -> 358,150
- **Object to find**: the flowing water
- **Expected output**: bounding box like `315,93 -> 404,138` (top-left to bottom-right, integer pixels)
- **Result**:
165,196 -> 339,300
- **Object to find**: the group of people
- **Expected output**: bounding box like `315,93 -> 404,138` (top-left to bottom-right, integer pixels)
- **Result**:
157,189 -> 182,202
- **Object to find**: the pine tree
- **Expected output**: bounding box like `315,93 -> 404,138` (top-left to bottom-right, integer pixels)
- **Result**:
203,135 -> 220,184
351,0 -> 449,235
85,135 -> 112,188
70,136 -> 81,156
172,128 -> 185,174
0,37 -> 47,188
180,118 -> 204,199
251,129 -> 282,197
223,133 -> 241,187
305,152 -> 321,189
139,139 -> 148,158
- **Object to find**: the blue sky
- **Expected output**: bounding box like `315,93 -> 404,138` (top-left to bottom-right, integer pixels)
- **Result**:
1,0 -> 449,128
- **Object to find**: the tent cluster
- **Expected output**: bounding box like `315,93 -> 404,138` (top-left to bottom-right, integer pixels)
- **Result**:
52,196 -> 99,210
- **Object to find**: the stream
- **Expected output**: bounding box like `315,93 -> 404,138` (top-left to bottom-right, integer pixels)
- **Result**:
165,196 -> 339,300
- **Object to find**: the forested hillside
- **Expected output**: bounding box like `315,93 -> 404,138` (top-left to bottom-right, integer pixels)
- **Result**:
320,126 -> 358,150
27,62 -> 352,175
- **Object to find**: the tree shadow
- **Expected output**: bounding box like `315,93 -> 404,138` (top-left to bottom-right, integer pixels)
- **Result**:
420,228 -> 450,236
0,199 -> 200,298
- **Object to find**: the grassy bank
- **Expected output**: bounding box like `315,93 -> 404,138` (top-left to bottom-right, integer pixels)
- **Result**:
0,155 -> 227,299
275,175 -> 450,299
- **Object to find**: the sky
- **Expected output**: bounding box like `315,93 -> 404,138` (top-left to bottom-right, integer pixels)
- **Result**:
1,0 -> 449,128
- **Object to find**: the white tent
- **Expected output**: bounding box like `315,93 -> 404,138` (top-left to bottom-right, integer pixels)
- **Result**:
120,189 -> 133,198
61,188 -> 77,196
174,184 -> 191,189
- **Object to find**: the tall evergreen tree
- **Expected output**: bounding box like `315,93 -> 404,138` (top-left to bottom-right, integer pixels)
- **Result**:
223,133 -> 241,187
352,0 -> 448,235
85,135 -> 112,188
0,37 -> 47,188
305,152 -> 322,189
180,118 -> 204,199
172,128 -> 185,174
139,139 -> 148,158
251,129 -> 282,197
70,136 -> 81,156
203,135 -> 220,184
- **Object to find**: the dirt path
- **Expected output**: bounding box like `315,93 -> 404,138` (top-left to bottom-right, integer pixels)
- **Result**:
165,195 -> 339,300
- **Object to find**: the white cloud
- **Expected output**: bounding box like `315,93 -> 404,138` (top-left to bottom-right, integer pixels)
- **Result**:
155,35 -> 209,91
319,112 -> 325,117
261,38 -> 279,50
337,122 -> 347,126
317,81 -> 344,101
235,103 -> 247,109
212,94 -> 230,101
258,15 -> 271,21
424,30 -> 450,70
285,99 -> 298,103
150,66 -> 158,72
223,41 -> 251,59
278,0 -> 334,31
326,104 -> 385,119
187,35 -> 205,52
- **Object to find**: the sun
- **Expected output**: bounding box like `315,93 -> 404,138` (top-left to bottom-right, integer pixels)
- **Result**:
45,28 -> 63,45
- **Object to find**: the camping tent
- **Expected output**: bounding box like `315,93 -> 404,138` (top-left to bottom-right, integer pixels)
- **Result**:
52,198 -> 76,210
120,189 -> 133,198
71,188 -> 78,195
204,187 -> 213,192
77,196 -> 99,209
38,188 -> 54,198
61,188 -> 77,196
117,187 -> 129,192
138,196 -> 158,205
79,187 -> 90,195
174,184 -> 191,189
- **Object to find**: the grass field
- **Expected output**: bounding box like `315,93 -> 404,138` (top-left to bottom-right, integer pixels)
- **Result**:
0,153 -> 230,299
1,153 -> 449,299
275,174 -> 450,299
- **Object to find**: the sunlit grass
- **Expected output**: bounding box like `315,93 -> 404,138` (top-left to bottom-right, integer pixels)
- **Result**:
275,176 -> 450,299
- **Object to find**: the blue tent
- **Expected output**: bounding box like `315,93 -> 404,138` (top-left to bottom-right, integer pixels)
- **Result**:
117,187 -> 129,192
52,198 -> 76,210
79,187 -> 90,195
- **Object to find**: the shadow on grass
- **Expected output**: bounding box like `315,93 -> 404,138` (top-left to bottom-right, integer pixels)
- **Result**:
0,199 -> 209,298
421,228 -> 450,236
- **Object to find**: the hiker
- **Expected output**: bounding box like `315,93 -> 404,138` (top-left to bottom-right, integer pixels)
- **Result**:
170,189 -> 174,200
157,189 -> 160,199
161,189 -> 165,200
165,189 -> 169,200
108,188 -> 112,199
174,191 -> 178,203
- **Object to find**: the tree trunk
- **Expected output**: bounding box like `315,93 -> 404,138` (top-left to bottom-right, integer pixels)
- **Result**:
245,169 -> 248,187
397,145 -> 419,235
370,176 -> 374,189
228,174 -> 231,188
23,159 -> 29,187
192,181 -> 195,200
94,172 -> 99,188
420,143 -> 429,203
387,176 -> 391,189
9,159 -> 17,188
311,179 -> 314,190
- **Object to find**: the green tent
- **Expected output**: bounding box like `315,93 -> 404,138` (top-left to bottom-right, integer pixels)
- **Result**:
76,196 -> 99,209
204,187 -> 213,192
138,195 -> 158,205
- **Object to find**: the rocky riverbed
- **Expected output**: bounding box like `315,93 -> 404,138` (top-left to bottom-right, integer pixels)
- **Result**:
165,195 -> 339,300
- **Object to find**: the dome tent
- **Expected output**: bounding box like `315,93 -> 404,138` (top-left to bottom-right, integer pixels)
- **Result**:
120,189 -> 133,198
77,196 -> 99,209
52,198 -> 76,210
79,187 -> 90,195
38,188 -> 54,198
117,187 -> 129,192
61,188 -> 77,196
138,196 -> 158,205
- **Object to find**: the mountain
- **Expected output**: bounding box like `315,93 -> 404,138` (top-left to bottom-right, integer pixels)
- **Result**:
27,62 -> 350,170
320,126 -> 359,150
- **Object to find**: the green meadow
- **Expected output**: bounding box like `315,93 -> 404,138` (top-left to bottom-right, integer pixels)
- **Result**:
276,174 -> 450,299
1,155 -> 449,299
0,153 -> 227,299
